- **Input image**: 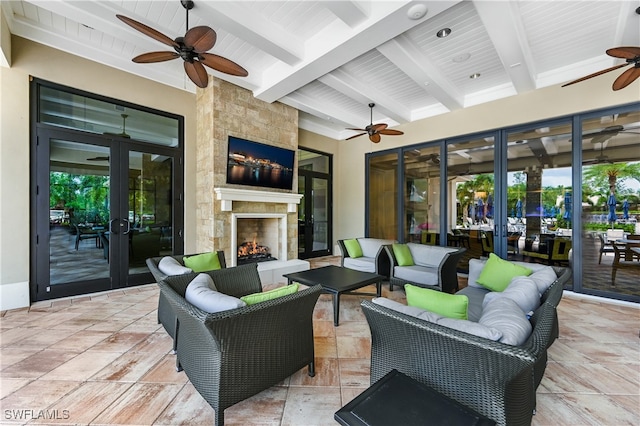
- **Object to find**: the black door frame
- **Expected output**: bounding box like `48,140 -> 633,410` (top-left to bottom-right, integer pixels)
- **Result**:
298,148 -> 332,259
30,79 -> 184,302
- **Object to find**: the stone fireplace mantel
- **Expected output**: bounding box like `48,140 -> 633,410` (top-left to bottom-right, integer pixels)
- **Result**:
214,188 -> 303,213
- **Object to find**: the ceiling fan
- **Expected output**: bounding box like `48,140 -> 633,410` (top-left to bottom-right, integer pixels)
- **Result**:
116,0 -> 248,89
584,143 -> 613,165
346,103 -> 404,143
561,46 -> 640,90
582,124 -> 640,145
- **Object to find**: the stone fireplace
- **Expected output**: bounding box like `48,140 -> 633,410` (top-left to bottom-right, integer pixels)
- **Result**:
195,78 -> 310,283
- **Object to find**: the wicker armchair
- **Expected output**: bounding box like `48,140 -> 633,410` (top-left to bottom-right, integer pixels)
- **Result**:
159,264 -> 322,426
146,252 -> 226,340
361,268 -> 569,426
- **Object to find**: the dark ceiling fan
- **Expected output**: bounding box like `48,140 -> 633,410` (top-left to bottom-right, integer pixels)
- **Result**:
561,46 -> 640,91
116,0 -> 248,89
582,124 -> 640,145
346,103 -> 404,143
583,142 -> 613,165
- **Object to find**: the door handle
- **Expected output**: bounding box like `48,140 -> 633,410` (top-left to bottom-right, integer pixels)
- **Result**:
121,219 -> 131,235
109,218 -> 118,235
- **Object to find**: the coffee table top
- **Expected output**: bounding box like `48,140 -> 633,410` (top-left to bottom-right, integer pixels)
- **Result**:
284,265 -> 383,293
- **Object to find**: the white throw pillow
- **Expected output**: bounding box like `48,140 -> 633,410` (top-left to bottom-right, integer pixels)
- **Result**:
528,266 -> 558,294
482,276 -> 541,314
467,258 -> 487,288
185,273 -> 246,313
158,256 -> 192,276
479,297 -> 532,346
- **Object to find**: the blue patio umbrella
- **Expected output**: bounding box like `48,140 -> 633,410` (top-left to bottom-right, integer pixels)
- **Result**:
622,200 -> 630,220
476,198 -> 485,221
515,199 -> 522,219
607,193 -> 617,223
563,192 -> 572,223
486,194 -> 493,218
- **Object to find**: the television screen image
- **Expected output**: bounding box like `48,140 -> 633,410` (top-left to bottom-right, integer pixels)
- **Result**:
226,136 -> 295,190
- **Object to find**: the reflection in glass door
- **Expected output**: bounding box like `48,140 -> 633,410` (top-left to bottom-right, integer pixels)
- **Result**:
127,151 -> 174,273
506,121 -> 573,275
447,136 -> 495,265
580,110 -> 640,299
48,139 -> 111,286
298,148 -> 332,259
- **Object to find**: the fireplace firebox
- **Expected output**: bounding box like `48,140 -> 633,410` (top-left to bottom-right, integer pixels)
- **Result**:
237,239 -> 277,265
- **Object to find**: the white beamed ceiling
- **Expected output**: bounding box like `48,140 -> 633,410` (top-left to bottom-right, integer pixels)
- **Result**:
3,0 -> 639,139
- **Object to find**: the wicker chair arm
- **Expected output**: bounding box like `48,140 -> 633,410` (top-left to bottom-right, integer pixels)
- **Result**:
436,247 -> 466,293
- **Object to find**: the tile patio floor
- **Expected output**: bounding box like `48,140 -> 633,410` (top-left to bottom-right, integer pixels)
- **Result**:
1,256 -> 638,425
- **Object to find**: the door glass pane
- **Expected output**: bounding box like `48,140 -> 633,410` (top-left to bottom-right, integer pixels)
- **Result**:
299,149 -> 329,173
128,151 -> 173,273
312,177 -> 329,251
448,136 -> 495,259
39,86 -> 179,146
298,176 -> 306,255
404,147 -> 440,244
507,122 -> 573,271
49,140 -> 110,284
368,152 -> 398,240
581,111 -> 640,297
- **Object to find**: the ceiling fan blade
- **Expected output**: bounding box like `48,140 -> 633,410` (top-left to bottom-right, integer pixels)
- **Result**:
346,132 -> 366,140
371,123 -> 388,131
612,66 -> 640,91
379,129 -> 404,136
184,26 -> 217,53
116,15 -> 178,49
184,61 -> 209,88
561,63 -> 629,87
346,128 -> 367,132
132,51 -> 179,63
369,133 -> 381,143
606,47 -> 640,60
199,53 -> 249,77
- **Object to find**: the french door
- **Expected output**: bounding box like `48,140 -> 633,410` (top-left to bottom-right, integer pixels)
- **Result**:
33,127 -> 182,301
297,148 -> 332,259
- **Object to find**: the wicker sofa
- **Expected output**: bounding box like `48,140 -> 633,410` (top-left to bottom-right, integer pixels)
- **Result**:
361,263 -> 570,426
146,251 -> 226,339
159,263 -> 322,426
384,243 -> 467,293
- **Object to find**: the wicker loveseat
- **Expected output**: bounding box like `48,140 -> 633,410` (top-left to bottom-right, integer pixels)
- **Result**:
146,251 -> 226,339
361,263 -> 570,426
159,263 -> 322,426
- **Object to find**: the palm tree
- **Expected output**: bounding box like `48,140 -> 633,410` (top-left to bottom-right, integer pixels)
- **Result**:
583,163 -> 640,197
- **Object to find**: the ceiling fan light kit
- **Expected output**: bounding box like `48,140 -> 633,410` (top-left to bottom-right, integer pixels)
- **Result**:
116,0 -> 248,89
345,103 -> 404,143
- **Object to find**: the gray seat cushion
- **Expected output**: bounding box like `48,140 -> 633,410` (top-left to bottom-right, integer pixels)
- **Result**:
343,256 -> 376,273
393,265 -> 438,286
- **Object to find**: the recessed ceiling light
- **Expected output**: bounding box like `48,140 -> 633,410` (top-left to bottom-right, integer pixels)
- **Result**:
436,28 -> 451,38
469,73 -> 481,79
452,53 -> 471,63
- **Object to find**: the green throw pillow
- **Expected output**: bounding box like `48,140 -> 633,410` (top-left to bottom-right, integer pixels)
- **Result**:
392,243 -> 414,266
183,252 -> 222,273
344,239 -> 363,258
476,253 -> 532,292
241,283 -> 299,305
405,284 -> 469,320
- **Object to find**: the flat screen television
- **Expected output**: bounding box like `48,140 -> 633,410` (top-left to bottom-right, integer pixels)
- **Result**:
226,136 -> 296,190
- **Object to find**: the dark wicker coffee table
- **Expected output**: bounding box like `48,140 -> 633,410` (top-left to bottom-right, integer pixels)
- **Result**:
284,265 -> 383,326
